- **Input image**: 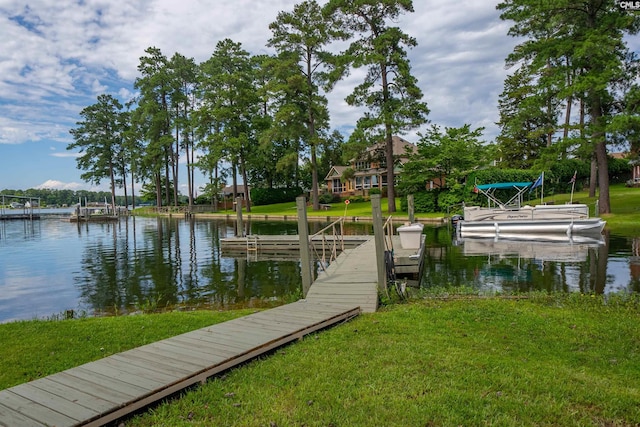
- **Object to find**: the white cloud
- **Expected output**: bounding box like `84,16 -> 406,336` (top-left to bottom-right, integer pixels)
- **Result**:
36,180 -> 85,190
50,152 -> 80,158
7,0 -> 630,190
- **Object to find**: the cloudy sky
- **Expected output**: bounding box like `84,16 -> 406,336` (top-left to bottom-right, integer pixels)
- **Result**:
0,1 -> 634,193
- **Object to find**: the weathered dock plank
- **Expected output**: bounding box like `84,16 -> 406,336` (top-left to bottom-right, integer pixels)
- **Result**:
49,371 -> 142,402
0,401 -> 49,427
0,301 -> 360,426
306,237 -> 380,313
26,377 -> 117,413
9,382 -> 101,421
0,390 -> 78,426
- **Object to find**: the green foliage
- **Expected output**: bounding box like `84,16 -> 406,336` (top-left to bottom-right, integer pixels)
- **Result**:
608,156 -> 632,184
495,67 -> 552,169
400,124 -> 488,195
368,188 -> 381,195
437,183 -> 466,212
250,187 -> 303,206
400,191 -> 438,213
68,94 -> 127,212
0,188 -> 139,207
318,193 -> 340,204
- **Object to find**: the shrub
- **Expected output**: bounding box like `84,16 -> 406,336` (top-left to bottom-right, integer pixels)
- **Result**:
369,188 -> 381,195
250,187 -> 303,206
400,191 -> 438,213
318,193 -> 336,204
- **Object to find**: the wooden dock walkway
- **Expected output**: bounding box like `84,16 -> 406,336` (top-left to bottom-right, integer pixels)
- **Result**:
306,237 -> 379,313
0,231 -> 422,426
0,302 -> 360,426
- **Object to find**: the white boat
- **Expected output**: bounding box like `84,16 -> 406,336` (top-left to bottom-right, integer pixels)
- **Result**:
457,182 -> 606,237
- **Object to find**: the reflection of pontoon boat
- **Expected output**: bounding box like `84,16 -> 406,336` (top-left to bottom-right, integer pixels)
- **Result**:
455,233 -> 604,263
457,182 -> 606,237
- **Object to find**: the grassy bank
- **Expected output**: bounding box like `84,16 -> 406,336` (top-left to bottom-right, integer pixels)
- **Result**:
0,309 -> 255,390
2,295 -> 639,426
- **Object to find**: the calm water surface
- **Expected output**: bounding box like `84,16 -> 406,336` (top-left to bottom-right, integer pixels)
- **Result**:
0,215 -> 637,323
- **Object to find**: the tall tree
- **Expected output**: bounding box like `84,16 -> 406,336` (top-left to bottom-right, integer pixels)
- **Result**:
168,53 -> 198,208
68,94 -> 126,214
268,0 -> 347,210
200,39 -> 259,212
326,0 -> 429,213
497,0 -> 640,214
496,68 -> 552,168
133,47 -> 174,208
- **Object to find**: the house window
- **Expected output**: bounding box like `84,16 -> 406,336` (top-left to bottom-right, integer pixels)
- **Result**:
332,178 -> 343,193
372,175 -> 378,187
355,176 -> 363,189
363,176 -> 371,189
355,161 -> 368,170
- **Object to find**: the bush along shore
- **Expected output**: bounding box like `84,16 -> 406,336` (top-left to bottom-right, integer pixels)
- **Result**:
2,293 -> 639,426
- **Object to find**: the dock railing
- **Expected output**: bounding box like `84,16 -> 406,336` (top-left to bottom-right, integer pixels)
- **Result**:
382,215 -> 397,283
309,217 -> 346,272
383,215 -> 394,253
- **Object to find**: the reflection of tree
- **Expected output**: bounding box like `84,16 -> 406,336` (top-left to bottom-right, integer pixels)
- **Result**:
179,218 -> 201,301
592,233 -> 609,294
75,217 -> 182,314
629,237 -> 640,293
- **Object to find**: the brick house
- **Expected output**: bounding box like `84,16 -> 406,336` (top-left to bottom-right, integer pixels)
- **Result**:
324,136 -> 418,197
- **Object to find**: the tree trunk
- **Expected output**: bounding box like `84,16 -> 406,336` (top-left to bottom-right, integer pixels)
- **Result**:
590,97 -> 610,213
311,144 -> 319,211
109,164 -> 117,216
385,125 -> 395,213
241,161 -> 251,213
381,62 -> 396,213
121,165 -> 128,212
155,172 -> 162,208
589,155 -> 597,198
130,166 -> 136,210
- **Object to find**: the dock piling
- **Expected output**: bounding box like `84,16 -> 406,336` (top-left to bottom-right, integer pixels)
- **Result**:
296,196 -> 313,297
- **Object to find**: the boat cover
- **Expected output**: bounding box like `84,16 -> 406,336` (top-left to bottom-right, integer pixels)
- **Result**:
475,182 -> 532,191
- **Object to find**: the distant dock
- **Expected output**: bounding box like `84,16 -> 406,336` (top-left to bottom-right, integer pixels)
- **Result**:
0,213 -> 41,221
1,195 -> 41,221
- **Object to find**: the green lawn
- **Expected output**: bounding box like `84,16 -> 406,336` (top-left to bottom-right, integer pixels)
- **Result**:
2,296 -> 639,426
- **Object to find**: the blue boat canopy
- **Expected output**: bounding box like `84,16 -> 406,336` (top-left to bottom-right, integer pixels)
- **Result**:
475,182 -> 532,191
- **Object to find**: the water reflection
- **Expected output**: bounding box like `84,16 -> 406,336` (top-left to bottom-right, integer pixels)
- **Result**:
1,216 -> 638,323
70,218 -> 314,316
420,227 -> 640,295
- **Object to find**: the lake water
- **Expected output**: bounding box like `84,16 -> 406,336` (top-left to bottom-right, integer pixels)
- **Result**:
0,215 -> 637,323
